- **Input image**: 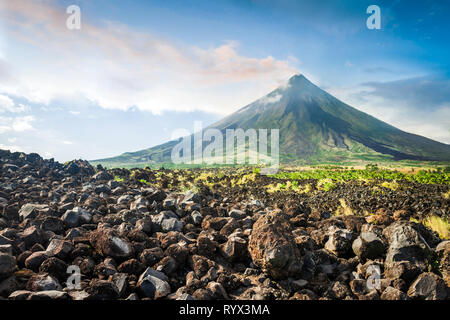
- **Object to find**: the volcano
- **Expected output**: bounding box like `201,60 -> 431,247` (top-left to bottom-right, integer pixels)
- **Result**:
92,74 -> 450,166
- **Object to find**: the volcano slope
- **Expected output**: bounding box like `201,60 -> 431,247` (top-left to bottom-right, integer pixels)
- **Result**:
0,149 -> 449,300
92,74 -> 450,168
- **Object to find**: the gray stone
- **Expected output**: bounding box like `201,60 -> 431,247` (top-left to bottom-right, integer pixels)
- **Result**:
324,227 -> 353,257
228,209 -> 246,220
8,290 -> 32,300
220,236 -> 248,262
27,290 -> 69,300
73,207 -> 92,224
92,171 -> 113,181
117,195 -> 133,205
95,184 -> 111,194
352,232 -> 385,260
191,211 -> 203,226
24,251 -> 49,270
381,286 -> 409,300
0,244 -> 13,256
383,221 -> 430,267
46,238 -> 73,259
62,209 -> 80,228
137,268 -> 171,299
19,204 -> 47,220
28,274 -> 62,291
161,217 -> 184,232
0,253 -> 16,279
0,276 -> 18,297
407,272 -> 447,300
89,228 -> 133,260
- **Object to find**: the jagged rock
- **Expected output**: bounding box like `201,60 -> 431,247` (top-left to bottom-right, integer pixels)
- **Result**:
206,281 -> 229,299
18,204 -> 48,221
21,226 -> 43,247
89,228 -> 133,260
28,290 -> 69,300
191,211 -> 203,226
152,211 -> 184,232
352,232 -> 385,260
92,171 -> 113,182
220,236 -> 248,262
228,209 -> 246,220
117,194 -> 133,205
436,240 -> 450,286
73,207 -> 92,224
383,221 -> 430,282
248,211 -> 303,279
39,257 -> 68,281
27,273 -> 62,291
380,286 -> 409,300
407,272 -> 447,300
324,281 -> 352,299
110,273 -> 129,297
0,276 -> 18,297
85,279 -> 119,300
383,221 -> 430,266
137,267 -> 171,299
68,290 -> 91,300
0,253 -> 16,279
62,209 -> 81,228
140,247 -> 164,267
25,251 -> 50,270
0,244 -> 13,256
46,238 -> 73,259
202,216 -> 230,231
324,227 -> 353,257
197,235 -> 217,258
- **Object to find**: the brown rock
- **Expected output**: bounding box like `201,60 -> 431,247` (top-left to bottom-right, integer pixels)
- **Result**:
89,228 -> 133,260
248,211 -> 303,279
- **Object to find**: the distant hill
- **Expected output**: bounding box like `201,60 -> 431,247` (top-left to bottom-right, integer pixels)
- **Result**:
92,74 -> 450,167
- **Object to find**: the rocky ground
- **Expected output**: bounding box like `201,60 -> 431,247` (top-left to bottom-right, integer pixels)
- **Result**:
0,149 -> 449,300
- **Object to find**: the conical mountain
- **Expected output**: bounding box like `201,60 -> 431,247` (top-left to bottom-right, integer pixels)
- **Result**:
92,74 -> 450,166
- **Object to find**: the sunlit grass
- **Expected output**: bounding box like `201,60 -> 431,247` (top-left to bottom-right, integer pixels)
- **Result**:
380,180 -> 399,191
334,198 -> 353,216
114,176 -> 124,182
443,190 -> 450,199
317,178 -> 337,191
423,215 -> 450,240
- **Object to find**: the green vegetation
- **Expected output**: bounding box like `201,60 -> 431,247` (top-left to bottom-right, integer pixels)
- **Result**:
317,178 -> 337,191
270,168 -> 450,185
138,179 -> 151,185
113,176 -> 124,182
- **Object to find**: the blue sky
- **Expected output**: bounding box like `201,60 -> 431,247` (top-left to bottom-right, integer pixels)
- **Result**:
0,0 -> 449,161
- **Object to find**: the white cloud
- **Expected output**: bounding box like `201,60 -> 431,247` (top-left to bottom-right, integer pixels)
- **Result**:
0,1 -> 298,115
11,115 -> 34,132
0,94 -> 14,112
328,84 -> 450,144
0,94 -> 28,112
260,93 -> 282,105
62,140 -> 73,145
0,143 -> 25,152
